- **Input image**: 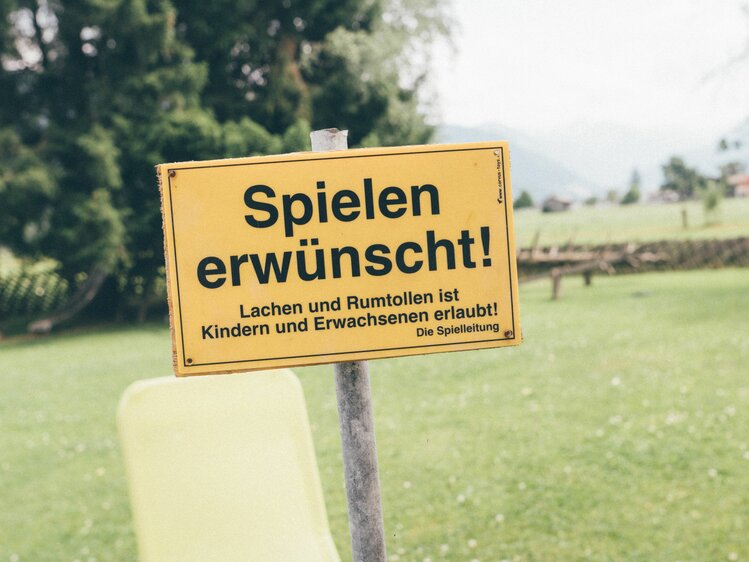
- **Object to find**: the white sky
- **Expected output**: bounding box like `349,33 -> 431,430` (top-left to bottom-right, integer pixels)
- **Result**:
432,0 -> 749,186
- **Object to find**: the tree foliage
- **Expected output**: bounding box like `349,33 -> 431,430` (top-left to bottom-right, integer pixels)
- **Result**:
660,157 -> 707,201
514,190 -> 533,209
583,195 -> 598,206
700,179 -> 724,225
718,160 -> 745,198
0,0 -> 449,320
621,168 -> 640,205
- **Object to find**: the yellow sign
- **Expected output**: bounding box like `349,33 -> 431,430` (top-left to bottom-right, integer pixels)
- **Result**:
157,142 -> 521,376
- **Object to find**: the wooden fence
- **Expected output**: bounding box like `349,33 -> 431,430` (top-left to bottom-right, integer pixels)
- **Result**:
517,237 -> 749,299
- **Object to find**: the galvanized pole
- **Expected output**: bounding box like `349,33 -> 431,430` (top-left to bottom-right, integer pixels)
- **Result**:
310,128 -> 387,562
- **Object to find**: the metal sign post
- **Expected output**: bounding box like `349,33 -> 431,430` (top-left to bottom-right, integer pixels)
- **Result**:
310,128 -> 387,562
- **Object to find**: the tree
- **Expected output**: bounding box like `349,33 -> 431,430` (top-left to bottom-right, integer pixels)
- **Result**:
660,157 -> 706,200
621,168 -> 641,205
700,180 -> 724,225
718,160 -> 745,198
0,0 -> 449,326
514,190 -> 534,209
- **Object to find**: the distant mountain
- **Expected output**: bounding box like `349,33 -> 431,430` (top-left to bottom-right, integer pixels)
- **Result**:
436,124 -> 599,202
437,122 -> 749,200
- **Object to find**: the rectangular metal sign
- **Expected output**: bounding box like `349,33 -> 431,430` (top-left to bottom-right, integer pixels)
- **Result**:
157,141 -> 521,376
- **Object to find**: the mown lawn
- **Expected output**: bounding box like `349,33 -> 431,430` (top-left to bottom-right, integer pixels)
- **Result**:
514,198 -> 749,247
1,269 -> 748,561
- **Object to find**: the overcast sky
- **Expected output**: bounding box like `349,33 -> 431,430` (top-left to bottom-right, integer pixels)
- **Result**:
432,0 -> 749,186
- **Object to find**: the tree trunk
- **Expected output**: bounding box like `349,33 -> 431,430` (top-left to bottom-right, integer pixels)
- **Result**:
28,265 -> 109,334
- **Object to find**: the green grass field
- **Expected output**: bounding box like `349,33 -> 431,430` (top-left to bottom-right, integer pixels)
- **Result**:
2,268 -> 748,561
514,198 -> 749,247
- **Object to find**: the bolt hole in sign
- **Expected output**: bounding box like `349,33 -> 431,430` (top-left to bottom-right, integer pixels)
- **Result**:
157,142 -> 522,376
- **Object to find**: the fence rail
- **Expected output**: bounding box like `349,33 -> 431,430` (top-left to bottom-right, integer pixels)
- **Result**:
518,237 -> 749,299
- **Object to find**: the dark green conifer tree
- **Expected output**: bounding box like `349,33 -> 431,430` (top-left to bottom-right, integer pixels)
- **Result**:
0,0 -> 449,324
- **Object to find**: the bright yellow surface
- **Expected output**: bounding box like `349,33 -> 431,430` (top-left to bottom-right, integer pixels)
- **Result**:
117,370 -> 340,562
158,142 -> 521,375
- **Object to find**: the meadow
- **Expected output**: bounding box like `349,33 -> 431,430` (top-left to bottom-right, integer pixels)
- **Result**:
2,267 -> 748,561
514,198 -> 749,247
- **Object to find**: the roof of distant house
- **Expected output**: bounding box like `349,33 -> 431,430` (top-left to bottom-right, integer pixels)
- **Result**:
727,173 -> 749,187
543,195 -> 573,204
